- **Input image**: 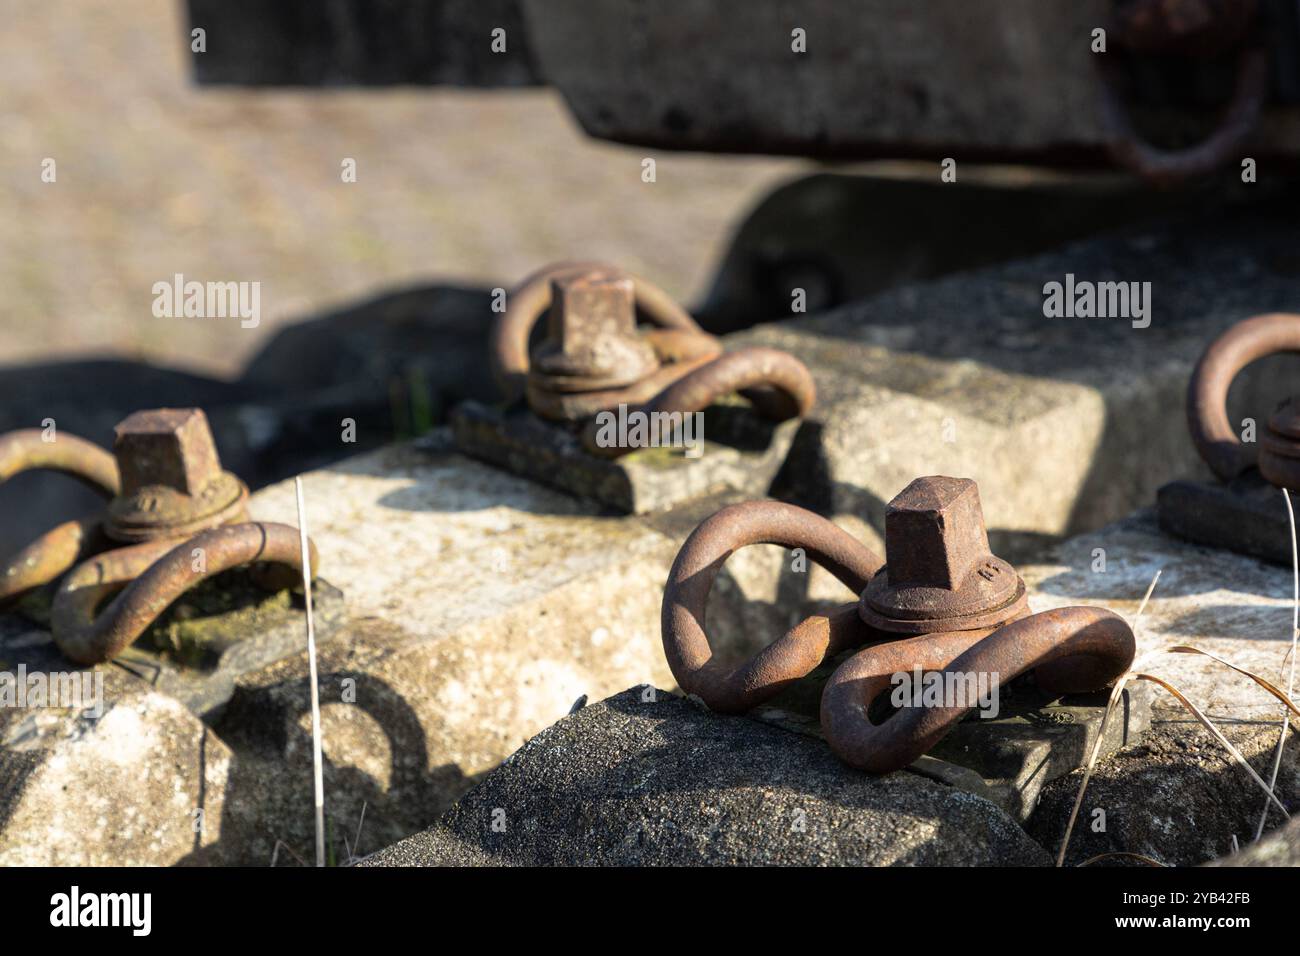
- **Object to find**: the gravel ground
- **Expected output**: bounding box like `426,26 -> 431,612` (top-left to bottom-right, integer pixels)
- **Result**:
0,0 -> 807,377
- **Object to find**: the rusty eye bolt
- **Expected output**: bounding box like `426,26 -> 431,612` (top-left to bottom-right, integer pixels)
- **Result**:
0,408 -> 317,665
1188,312 -> 1300,491
491,262 -> 816,456
661,476 -> 1135,773
1098,0 -> 1267,185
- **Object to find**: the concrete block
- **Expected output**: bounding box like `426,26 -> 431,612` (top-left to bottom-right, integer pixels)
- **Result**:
361,688 -> 1052,866
736,206 -> 1300,562
0,616 -> 232,866
1019,509 -> 1296,720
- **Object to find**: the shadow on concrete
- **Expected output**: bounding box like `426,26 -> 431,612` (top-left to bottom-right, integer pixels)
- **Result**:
182,669 -> 472,866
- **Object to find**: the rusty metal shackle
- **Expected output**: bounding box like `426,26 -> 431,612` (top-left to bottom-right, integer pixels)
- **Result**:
492,261 -> 705,403
661,500 -> 884,714
1188,312 -> 1300,488
1097,0 -> 1267,184
53,522 -> 317,665
661,477 -> 1136,772
820,607 -> 1135,773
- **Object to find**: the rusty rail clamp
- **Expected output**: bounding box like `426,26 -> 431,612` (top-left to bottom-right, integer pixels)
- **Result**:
1188,312 -> 1300,491
662,476 -> 1135,773
1098,0 -> 1267,185
0,407 -> 318,665
491,262 -> 816,457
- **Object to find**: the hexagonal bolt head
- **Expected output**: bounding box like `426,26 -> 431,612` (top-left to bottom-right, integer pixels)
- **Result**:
884,476 -> 991,590
113,408 -> 223,497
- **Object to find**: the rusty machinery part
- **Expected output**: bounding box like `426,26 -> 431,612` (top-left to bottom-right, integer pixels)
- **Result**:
661,499 -> 884,714
1188,312 -> 1300,489
0,517 -> 108,605
0,428 -> 120,497
52,522 -> 318,666
527,337 -> 721,422
1111,0 -> 1259,58
0,407 -> 254,603
580,346 -> 818,458
859,476 -> 1029,634
0,428 -> 120,603
821,607 -> 1136,773
104,408 -> 250,543
1098,0 -> 1268,185
491,261 -> 705,402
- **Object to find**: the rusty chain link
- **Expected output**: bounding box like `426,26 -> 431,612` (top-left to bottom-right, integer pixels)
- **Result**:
1188,312 -> 1300,490
0,407 -> 319,665
661,477 -> 1136,773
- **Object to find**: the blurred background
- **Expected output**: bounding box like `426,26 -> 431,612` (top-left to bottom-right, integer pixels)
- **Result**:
3,0 -> 1293,551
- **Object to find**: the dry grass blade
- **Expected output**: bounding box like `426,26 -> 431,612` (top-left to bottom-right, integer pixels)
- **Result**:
1054,569 -> 1161,867
1166,646 -> 1300,727
1055,676 -> 1132,867
1255,486 -> 1299,840
295,476 -> 326,868
1077,851 -> 1166,867
1131,672 -> 1290,819
269,838 -> 309,868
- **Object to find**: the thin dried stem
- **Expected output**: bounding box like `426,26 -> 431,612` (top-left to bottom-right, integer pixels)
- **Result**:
1255,487 -> 1299,840
1055,569 -> 1161,867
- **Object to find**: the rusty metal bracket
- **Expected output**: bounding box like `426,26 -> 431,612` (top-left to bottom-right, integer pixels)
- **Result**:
661,477 -> 1136,773
1098,0 -> 1268,184
1188,312 -> 1300,489
0,407 -> 319,665
492,262 -> 816,458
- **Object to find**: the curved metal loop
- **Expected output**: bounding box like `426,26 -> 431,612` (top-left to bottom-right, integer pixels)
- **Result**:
581,346 -> 817,457
661,500 -> 885,714
1188,313 -> 1300,482
0,429 -> 119,497
649,346 -> 816,422
820,607 -> 1136,773
1097,45 -> 1268,185
0,429 -> 119,603
0,517 -> 107,605
52,521 -> 318,666
492,261 -> 704,402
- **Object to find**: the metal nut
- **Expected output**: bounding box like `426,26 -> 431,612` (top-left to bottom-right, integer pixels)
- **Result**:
860,476 -> 1028,633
